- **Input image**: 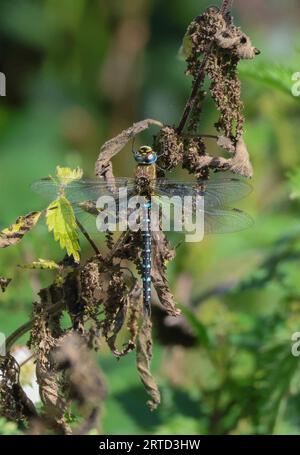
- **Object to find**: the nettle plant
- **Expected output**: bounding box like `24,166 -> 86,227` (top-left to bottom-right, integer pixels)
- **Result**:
0,2 -> 259,434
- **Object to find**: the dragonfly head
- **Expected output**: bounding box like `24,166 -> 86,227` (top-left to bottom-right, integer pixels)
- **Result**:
134,146 -> 157,165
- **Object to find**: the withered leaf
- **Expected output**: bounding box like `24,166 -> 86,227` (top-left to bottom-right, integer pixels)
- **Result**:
36,360 -> 71,435
0,354 -> 37,422
152,230 -> 181,317
136,317 -> 161,411
0,212 -> 41,249
229,137 -> 253,178
217,135 -> 235,153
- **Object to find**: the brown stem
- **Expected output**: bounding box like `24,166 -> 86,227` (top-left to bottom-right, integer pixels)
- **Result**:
176,0 -> 234,135
182,133 -> 219,140
176,41 -> 213,135
76,217 -> 101,257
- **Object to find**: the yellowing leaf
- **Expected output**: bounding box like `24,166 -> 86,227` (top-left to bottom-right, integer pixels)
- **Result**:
55,166 -> 83,185
19,259 -> 60,271
178,34 -> 193,61
46,197 -> 80,262
0,212 -> 41,248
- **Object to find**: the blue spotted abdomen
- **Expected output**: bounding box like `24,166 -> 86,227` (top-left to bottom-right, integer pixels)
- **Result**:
142,200 -> 152,315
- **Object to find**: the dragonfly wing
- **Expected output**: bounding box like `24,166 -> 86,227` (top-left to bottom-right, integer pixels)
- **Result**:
155,175 -> 252,208
152,196 -> 253,235
31,177 -> 136,204
31,179 -> 62,202
203,208 -> 254,234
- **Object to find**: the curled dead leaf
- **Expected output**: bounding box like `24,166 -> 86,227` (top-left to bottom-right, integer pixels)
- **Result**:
229,137 -> 253,178
0,212 -> 41,249
136,317 -> 161,411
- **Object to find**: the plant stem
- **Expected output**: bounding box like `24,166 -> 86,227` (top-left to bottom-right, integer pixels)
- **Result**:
176,42 -> 213,135
182,133 -> 219,140
176,0 -> 234,135
76,217 -> 101,256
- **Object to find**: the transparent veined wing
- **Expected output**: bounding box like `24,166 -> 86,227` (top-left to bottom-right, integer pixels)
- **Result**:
31,173 -> 253,237
203,208 -> 254,234
154,173 -> 252,208
152,195 -> 253,236
31,177 -> 137,235
35,177 -> 149,236
31,177 -> 136,204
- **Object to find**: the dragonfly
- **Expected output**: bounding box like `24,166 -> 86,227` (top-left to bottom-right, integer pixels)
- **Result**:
32,145 -> 253,315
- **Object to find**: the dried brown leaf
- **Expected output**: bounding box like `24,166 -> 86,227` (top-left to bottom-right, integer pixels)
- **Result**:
0,212 -> 41,248
152,230 -> 180,317
36,360 -> 71,434
136,317 -> 160,411
0,354 -> 37,422
229,137 -> 253,178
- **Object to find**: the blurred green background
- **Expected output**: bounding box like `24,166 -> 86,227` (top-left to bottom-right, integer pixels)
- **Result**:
1,0 -> 300,435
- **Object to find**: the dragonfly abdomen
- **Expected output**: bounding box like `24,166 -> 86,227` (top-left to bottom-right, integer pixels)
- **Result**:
141,200 -> 152,315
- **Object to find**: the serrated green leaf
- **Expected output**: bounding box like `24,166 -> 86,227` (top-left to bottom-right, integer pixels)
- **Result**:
46,197 -> 80,262
19,258 -> 60,270
0,211 -> 41,248
55,165 -> 83,185
239,60 -> 297,99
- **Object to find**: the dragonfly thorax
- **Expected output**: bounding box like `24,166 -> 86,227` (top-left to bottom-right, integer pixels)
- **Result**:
134,146 -> 157,165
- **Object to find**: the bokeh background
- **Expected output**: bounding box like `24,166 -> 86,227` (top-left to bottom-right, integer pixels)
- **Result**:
1,0 -> 300,435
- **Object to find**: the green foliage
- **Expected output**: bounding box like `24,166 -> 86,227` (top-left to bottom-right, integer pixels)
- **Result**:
179,305 -> 212,348
41,166 -> 83,261
239,60 -> 298,99
46,197 -> 80,262
0,418 -> 21,435
1,0 -> 300,436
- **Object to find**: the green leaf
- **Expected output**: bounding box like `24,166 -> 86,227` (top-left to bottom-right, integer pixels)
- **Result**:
255,343 -> 300,434
178,305 -> 211,348
55,165 -> 83,185
19,258 -> 60,270
239,60 -> 297,99
0,418 -> 22,435
46,197 -> 80,262
0,211 -> 41,248
178,34 -> 193,61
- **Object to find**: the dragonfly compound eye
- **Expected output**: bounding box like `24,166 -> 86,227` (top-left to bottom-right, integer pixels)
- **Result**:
134,146 -> 157,164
